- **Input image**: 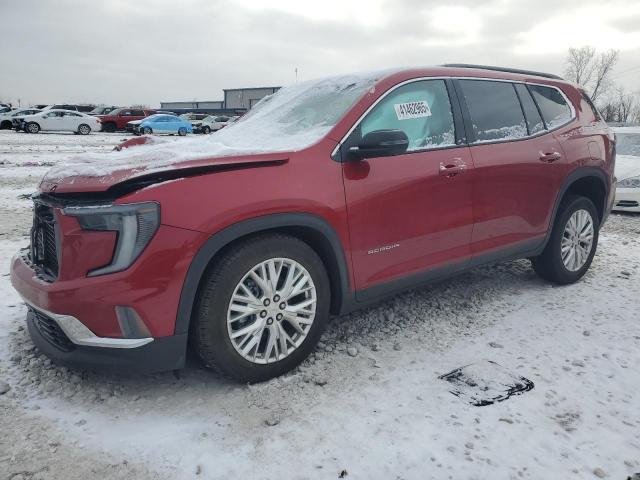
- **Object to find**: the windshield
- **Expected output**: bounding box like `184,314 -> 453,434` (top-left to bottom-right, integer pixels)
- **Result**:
44,70 -> 394,180
616,132 -> 640,157
107,108 -> 123,116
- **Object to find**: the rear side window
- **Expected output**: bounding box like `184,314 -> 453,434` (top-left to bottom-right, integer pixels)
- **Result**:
514,83 -> 545,135
459,80 -> 527,143
528,85 -> 572,129
360,79 -> 455,152
130,110 -> 145,116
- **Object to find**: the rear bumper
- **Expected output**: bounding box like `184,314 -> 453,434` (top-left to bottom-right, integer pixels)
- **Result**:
26,307 -> 186,373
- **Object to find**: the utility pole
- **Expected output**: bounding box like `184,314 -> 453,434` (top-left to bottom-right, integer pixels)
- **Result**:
295,67 -> 298,82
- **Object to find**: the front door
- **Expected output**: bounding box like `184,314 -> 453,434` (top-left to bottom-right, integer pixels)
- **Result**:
341,79 -> 475,294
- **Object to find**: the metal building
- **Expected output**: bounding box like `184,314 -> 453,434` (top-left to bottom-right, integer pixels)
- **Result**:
223,87 -> 280,110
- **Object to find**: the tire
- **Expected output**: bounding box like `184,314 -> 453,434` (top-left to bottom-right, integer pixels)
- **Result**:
178,127 -> 187,136
26,122 -> 40,134
78,124 -> 91,135
532,195 -> 599,284
202,126 -> 211,134
142,127 -> 152,135
192,234 -> 330,383
102,122 -> 116,133
0,120 -> 11,130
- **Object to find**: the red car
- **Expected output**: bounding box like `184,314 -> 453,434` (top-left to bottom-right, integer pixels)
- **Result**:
98,108 -> 157,132
11,65 -> 615,382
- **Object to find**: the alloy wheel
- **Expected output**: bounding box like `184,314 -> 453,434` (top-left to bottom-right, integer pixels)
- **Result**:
561,209 -> 594,271
226,258 -> 317,364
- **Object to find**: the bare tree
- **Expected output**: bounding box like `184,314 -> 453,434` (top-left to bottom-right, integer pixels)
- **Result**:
590,49 -> 619,102
564,46 -> 619,102
565,46 -> 596,85
616,88 -> 636,123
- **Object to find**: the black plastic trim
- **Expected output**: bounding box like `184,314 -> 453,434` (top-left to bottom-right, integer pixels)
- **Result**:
174,213 -> 352,335
27,310 -> 187,374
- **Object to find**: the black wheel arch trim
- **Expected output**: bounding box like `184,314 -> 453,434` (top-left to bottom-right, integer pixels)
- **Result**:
174,213 -> 352,335
546,166 -> 609,241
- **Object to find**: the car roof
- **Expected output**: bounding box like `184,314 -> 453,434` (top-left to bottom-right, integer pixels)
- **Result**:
375,65 -> 573,89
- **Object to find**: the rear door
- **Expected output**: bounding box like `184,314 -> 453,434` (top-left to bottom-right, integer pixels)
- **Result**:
455,79 -> 567,257
341,78 -> 475,294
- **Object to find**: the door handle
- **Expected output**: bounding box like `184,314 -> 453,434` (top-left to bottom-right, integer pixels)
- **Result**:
439,160 -> 466,177
539,151 -> 562,163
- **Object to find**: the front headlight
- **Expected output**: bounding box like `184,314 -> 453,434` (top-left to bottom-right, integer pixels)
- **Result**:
63,202 -> 160,276
617,176 -> 640,188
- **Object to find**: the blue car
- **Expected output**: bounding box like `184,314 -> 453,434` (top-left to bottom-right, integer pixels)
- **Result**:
138,114 -> 193,136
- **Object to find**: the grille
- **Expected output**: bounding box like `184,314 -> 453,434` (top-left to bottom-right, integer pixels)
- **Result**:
30,201 -> 59,278
616,200 -> 639,208
31,308 -> 75,352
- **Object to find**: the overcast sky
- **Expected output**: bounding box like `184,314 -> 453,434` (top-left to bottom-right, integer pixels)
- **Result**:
1,0 -> 639,107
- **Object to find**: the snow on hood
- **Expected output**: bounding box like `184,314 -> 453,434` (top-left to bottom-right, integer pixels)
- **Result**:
615,154 -> 640,181
43,70 -> 392,184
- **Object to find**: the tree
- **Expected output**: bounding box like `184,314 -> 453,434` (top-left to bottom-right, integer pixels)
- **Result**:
564,46 -> 619,102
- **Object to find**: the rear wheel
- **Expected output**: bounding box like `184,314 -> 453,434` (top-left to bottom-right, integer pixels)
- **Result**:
192,234 -> 330,383
26,122 -> 40,134
532,195 -> 599,284
178,127 -> 187,136
78,124 -> 91,135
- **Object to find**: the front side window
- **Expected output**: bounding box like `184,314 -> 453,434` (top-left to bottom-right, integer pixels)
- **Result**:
528,85 -> 572,129
459,80 -> 527,143
360,79 -> 455,152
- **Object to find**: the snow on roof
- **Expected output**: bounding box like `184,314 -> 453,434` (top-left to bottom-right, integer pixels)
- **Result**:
43,70 -> 394,182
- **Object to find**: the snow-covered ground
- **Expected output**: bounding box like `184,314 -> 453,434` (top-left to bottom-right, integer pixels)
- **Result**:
1,130 -> 639,480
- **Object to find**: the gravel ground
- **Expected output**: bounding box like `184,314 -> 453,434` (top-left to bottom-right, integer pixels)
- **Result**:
1,131 -> 639,479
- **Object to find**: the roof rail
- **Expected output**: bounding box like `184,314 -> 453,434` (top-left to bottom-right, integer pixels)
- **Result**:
442,64 -> 564,80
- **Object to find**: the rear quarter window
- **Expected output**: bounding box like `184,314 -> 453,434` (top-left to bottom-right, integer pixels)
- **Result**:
459,80 -> 528,143
528,85 -> 573,129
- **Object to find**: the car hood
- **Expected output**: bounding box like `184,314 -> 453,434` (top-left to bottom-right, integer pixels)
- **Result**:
615,154 -> 640,181
39,136 -> 292,194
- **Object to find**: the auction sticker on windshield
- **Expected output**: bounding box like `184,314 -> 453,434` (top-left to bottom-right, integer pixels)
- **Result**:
394,101 -> 432,120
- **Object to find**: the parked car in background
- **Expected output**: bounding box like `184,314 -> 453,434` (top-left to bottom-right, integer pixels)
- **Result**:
199,114 -> 238,133
20,109 -> 101,134
126,112 -> 176,133
612,127 -> 640,212
32,104 -> 49,110
0,106 -> 12,114
10,65 -> 615,383
89,105 -> 119,116
41,104 -> 96,113
99,108 -> 156,132
137,114 -> 193,135
0,108 -> 41,129
181,113 -> 212,133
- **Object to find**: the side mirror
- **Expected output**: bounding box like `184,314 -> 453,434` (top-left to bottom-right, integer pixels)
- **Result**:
348,129 -> 409,160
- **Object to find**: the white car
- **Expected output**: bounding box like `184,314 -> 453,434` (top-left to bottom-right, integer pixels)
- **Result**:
199,114 -> 238,133
0,108 -> 41,129
20,109 -> 101,135
613,127 -> 640,212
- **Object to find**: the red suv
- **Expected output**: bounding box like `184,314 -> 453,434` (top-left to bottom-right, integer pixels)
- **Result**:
98,108 -> 156,132
11,65 -> 615,382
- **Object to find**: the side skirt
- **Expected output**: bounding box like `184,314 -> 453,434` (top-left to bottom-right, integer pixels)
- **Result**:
339,237 -> 545,315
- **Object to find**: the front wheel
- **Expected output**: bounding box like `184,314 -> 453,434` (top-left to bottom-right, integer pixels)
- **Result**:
142,127 -> 152,135
202,125 -> 211,134
532,195 -> 599,284
78,124 -> 91,135
26,122 -> 40,134
192,234 -> 330,383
